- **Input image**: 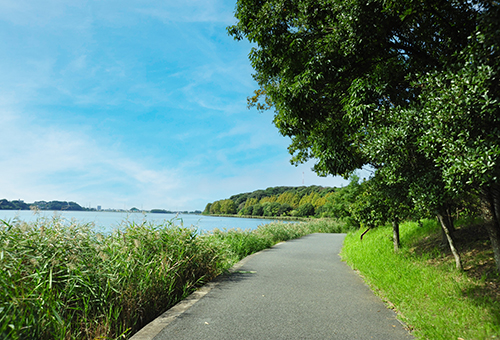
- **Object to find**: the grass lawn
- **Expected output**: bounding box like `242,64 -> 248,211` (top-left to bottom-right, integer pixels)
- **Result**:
341,219 -> 500,339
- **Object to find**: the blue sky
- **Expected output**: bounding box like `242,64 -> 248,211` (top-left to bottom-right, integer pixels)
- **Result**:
0,0 -> 357,211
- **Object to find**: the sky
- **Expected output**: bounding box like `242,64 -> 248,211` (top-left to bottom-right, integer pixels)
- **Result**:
0,0 -> 360,211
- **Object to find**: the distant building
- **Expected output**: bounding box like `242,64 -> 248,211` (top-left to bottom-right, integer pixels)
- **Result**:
97,205 -> 101,211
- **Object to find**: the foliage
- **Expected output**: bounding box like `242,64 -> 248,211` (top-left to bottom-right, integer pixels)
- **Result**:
229,0 -> 481,177
0,199 -> 87,211
1,217 -> 349,340
204,185 -> 336,217
263,202 -> 281,217
203,203 -> 212,215
0,217 -> 227,340
33,201 -> 85,211
229,0 -> 500,270
150,209 -> 173,214
0,199 -> 30,210
295,203 -> 315,217
251,203 -> 264,216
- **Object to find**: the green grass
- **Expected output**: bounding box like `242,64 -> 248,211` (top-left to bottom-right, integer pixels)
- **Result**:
1,216 -> 351,339
341,220 -> 500,339
6,214 -> 499,339
203,218 -> 350,262
1,216 -> 229,339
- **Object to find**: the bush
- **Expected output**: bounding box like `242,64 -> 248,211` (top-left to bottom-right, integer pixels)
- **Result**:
295,203 -> 315,217
252,204 -> 264,216
278,203 -> 293,216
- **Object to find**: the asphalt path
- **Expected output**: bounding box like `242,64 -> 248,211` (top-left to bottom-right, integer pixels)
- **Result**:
131,233 -> 414,340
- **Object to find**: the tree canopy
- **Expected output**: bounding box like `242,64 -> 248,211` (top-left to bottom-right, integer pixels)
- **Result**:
0,199 -> 86,211
203,185 -> 337,218
229,0 -> 500,270
229,0 -> 490,175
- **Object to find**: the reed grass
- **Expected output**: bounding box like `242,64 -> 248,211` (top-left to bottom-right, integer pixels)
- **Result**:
203,218 -> 350,262
1,216 -> 350,339
1,216 -> 227,339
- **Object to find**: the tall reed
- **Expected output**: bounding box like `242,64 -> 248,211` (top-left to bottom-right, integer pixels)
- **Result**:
1,216 -> 227,339
1,216 -> 349,339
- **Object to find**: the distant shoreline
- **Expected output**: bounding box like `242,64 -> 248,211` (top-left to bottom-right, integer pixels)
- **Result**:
203,213 -> 308,222
0,199 -> 201,214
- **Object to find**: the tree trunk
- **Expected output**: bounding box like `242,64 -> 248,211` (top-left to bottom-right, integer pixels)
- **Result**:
437,213 -> 463,271
484,222 -> 500,272
360,228 -> 370,240
439,219 -> 447,246
438,208 -> 456,247
392,218 -> 400,252
483,186 -> 500,273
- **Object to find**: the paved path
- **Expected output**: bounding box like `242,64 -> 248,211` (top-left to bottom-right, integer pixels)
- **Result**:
131,233 -> 414,340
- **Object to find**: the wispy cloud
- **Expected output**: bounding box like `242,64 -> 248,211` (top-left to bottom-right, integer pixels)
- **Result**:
134,0 -> 236,24
0,0 -> 351,212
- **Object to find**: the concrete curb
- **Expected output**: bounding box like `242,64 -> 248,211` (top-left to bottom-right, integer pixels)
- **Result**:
129,245 -> 280,340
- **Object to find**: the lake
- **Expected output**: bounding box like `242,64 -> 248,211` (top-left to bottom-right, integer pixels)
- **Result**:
0,210 -> 289,234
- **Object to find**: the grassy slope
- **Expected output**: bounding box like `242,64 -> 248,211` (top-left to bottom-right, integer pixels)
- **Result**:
341,220 -> 500,339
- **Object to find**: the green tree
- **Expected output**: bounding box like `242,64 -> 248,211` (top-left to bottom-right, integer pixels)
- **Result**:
276,192 -> 300,208
298,192 -> 314,207
263,202 -> 281,217
322,175 -> 362,223
210,201 -> 222,215
350,174 -> 413,252
244,197 -> 259,208
252,204 -> 264,216
363,105 -> 466,268
0,199 -> 30,210
295,203 -> 315,217
240,205 -> 253,216
220,199 -> 237,215
229,0 -> 480,177
229,0 -> 498,270
203,203 -> 212,215
260,195 -> 278,204
277,203 -> 293,216
414,32 -> 500,269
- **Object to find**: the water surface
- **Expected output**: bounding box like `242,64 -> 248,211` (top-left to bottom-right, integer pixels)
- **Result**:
0,210 -> 286,234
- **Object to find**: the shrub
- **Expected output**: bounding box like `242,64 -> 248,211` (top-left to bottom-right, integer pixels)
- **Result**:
295,203 -> 315,217
252,204 -> 264,216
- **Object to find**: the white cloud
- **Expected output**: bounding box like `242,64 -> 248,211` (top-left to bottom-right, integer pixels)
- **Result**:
134,0 -> 235,24
0,0 -> 90,29
0,0 -> 355,213
0,106 -> 351,211
0,110 -> 183,208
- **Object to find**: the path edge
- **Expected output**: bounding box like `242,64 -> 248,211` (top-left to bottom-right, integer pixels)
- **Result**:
129,243 -> 283,340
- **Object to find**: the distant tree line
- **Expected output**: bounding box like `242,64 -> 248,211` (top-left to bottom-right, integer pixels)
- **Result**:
203,175 -> 481,231
149,209 -> 202,214
204,185 -> 343,218
0,199 -> 86,211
